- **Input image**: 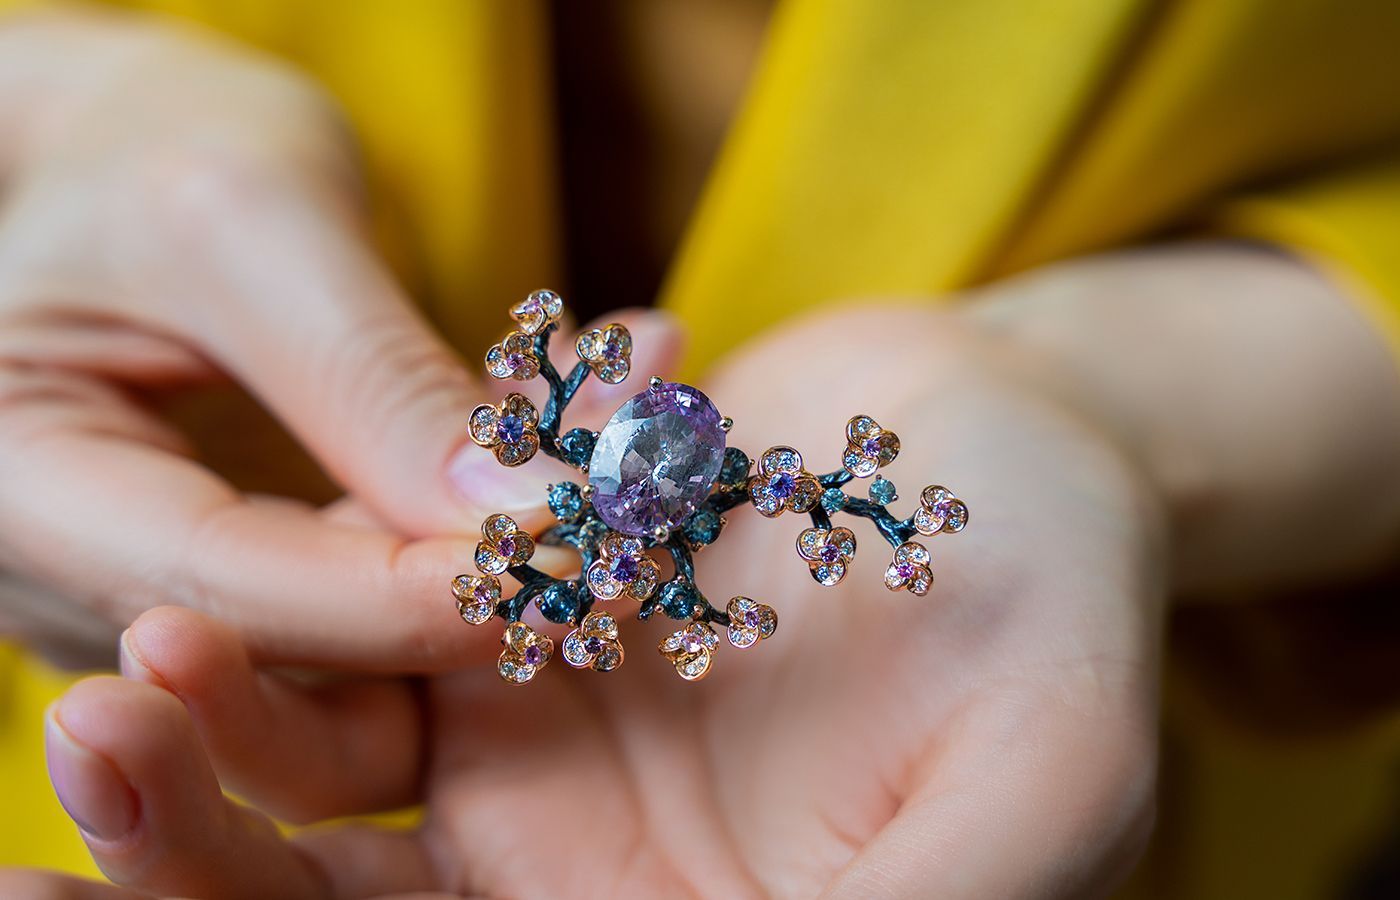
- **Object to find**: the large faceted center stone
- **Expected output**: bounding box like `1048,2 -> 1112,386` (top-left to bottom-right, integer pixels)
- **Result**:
588,382 -> 727,536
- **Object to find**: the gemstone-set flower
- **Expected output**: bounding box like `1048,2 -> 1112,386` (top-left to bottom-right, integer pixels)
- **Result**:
796,526 -> 857,586
474,514 -> 536,576
575,323 -> 633,384
509,289 -> 565,334
748,446 -> 821,517
914,485 -> 969,536
586,533 -> 661,602
562,610 -> 625,672
486,331 -> 541,381
468,393 -> 541,467
842,415 -> 900,477
498,621 -> 553,684
726,597 -> 777,648
451,573 -> 501,625
456,290 -> 970,685
659,621 -> 721,681
884,541 -> 934,595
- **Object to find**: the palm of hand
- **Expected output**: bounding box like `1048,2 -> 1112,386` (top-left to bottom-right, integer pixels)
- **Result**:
416,315 -> 1163,898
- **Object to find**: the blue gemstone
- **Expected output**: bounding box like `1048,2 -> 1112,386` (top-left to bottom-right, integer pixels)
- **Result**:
682,507 -> 723,547
768,472 -> 796,500
659,580 -> 699,620
496,414 -> 525,445
559,428 -> 597,469
610,553 -> 640,582
547,482 -> 585,522
821,488 -> 848,512
719,447 -> 751,486
869,476 -> 897,505
537,582 -> 581,624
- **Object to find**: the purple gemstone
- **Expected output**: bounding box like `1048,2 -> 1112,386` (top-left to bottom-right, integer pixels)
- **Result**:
496,414 -> 525,445
895,562 -> 915,580
602,341 -> 623,361
584,636 -> 604,655
473,584 -> 495,604
743,610 -> 760,627
819,543 -> 843,564
497,535 -> 517,558
610,553 -> 640,583
768,472 -> 796,500
523,645 -> 543,666
862,436 -> 883,457
588,382 -> 727,536
682,631 -> 704,652
506,351 -> 526,371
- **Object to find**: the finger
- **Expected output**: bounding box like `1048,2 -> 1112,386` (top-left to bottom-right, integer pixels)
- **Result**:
47,675 -> 437,900
119,606 -> 422,822
0,399 -> 481,669
0,869 -> 149,900
149,172 -> 676,535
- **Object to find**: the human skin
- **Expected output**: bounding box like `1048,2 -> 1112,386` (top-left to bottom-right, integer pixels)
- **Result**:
6,10 -> 1400,900
0,10 -> 676,668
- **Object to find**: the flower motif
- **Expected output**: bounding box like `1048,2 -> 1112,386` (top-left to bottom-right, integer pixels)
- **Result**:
913,485 -> 969,536
497,621 -> 553,684
884,541 -> 933,595
747,446 -> 821,517
474,513 -> 536,576
468,393 -> 540,467
726,597 -> 777,648
509,289 -> 565,335
486,330 -> 541,381
795,526 -> 857,586
575,323 -> 633,384
658,621 -> 720,681
585,533 -> 660,601
842,415 -> 900,477
561,610 -> 625,672
451,573 -> 501,625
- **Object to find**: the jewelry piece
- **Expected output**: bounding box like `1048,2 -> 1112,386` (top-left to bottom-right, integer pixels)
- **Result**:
455,290 -> 970,684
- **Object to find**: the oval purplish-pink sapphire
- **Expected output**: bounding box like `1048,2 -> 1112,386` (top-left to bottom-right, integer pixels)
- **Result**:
588,382 -> 727,537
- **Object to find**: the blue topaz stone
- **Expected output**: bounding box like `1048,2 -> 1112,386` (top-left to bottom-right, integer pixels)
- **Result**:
559,428 -> 597,469
719,447 -> 751,486
547,482 -> 586,522
821,488 -> 848,513
869,476 -> 898,505
658,580 -> 700,620
537,581 -> 582,624
682,507 -> 724,548
588,382 -> 727,536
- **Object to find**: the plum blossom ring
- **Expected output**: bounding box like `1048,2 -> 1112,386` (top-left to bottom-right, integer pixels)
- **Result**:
454,290 -> 969,684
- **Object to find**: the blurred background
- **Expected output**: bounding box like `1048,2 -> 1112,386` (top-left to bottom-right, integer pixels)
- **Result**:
2,1 -> 1399,897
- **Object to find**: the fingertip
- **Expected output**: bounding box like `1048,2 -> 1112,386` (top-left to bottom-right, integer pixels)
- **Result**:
121,606 -> 247,696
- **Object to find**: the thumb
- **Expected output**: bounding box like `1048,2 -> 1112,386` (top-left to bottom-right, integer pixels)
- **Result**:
445,307 -> 686,515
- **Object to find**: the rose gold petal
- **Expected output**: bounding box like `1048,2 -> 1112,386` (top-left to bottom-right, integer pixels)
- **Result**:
789,474 -> 822,513
483,514 -> 518,542
846,415 -> 880,443
796,527 -> 827,561
496,433 -> 539,467
468,404 -> 502,445
503,621 -> 533,654
475,544 -> 508,576
913,506 -> 944,536
842,446 -> 878,477
921,485 -> 951,508
759,446 -> 803,475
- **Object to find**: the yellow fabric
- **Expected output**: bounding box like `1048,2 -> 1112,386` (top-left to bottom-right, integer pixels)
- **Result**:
4,1 -> 1400,895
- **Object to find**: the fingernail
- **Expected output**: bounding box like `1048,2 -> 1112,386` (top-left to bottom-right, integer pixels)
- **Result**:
118,629 -> 154,683
447,442 -> 551,512
45,708 -> 138,842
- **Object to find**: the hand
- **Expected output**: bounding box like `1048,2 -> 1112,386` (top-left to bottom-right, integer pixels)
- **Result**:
0,11 -> 677,668
38,304 -> 1165,898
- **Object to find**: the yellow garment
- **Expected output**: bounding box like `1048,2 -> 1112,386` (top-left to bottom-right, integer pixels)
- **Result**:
3,2 -> 1400,896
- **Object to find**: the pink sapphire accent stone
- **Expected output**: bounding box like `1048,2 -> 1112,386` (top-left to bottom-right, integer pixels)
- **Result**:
588,382 -> 727,536
895,562 -> 915,580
